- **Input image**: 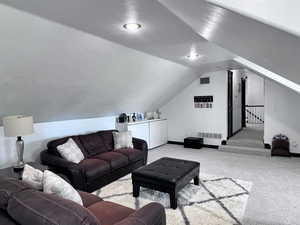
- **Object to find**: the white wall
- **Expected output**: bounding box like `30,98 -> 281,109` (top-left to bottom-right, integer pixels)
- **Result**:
246,71 -> 265,106
160,71 -> 228,145
264,80 -> 300,153
0,4 -> 198,124
0,116 -> 116,168
232,70 -> 242,133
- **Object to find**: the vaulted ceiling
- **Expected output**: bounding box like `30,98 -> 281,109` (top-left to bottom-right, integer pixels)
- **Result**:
0,0 -> 241,72
159,0 -> 300,91
0,0 -> 299,123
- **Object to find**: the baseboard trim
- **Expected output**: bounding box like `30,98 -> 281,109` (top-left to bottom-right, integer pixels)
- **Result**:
291,153 -> 300,157
204,144 -> 219,149
264,143 -> 271,149
168,141 -> 219,149
168,141 -> 184,145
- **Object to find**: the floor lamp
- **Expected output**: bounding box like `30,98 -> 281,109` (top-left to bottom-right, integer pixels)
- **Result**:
2,115 -> 34,171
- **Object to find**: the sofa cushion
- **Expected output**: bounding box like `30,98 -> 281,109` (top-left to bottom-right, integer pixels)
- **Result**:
22,164 -> 44,190
98,130 -> 117,151
57,138 -> 85,163
115,148 -> 143,163
79,191 -> 102,208
79,133 -> 107,156
88,201 -> 134,225
43,170 -> 83,206
0,210 -> 18,225
93,152 -> 128,170
47,136 -> 87,158
112,131 -> 133,149
7,189 -> 100,225
79,159 -> 110,182
0,178 -> 30,210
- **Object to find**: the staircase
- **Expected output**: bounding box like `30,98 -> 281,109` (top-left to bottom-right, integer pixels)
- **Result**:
220,125 -> 270,157
246,105 -> 264,124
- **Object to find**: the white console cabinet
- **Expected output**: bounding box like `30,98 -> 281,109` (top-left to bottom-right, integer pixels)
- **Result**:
125,119 -> 168,149
148,120 -> 168,149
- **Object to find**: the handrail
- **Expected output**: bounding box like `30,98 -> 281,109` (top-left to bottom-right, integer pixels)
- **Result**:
246,105 -> 264,108
246,105 -> 264,124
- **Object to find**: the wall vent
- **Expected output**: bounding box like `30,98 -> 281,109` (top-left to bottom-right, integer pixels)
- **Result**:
200,77 -> 210,84
198,132 -> 222,139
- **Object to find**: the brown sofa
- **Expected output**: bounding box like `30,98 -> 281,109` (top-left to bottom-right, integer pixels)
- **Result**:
40,130 -> 148,192
0,177 -> 166,225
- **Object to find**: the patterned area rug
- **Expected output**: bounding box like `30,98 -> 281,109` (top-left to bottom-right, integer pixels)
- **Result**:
94,173 -> 252,225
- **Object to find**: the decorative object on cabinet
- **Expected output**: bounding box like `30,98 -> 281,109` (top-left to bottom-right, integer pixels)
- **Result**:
156,109 -> 162,119
2,115 -> 34,171
118,113 -> 128,123
145,112 -> 153,120
132,113 -> 137,122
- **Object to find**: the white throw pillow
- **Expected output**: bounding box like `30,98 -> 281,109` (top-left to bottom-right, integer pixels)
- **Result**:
57,138 -> 84,163
43,170 -> 83,206
22,164 -> 44,190
113,131 -> 133,149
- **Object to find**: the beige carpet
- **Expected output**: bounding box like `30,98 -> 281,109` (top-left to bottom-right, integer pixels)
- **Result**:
94,173 -> 252,225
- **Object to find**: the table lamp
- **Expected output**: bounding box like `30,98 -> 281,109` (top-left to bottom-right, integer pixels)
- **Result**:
2,115 -> 34,171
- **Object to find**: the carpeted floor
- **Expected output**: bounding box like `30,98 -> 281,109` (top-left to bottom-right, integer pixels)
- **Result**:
96,173 -> 252,225
147,144 -> 300,225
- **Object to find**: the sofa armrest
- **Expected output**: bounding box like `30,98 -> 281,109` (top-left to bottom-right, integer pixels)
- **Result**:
40,150 -> 86,191
132,138 -> 148,164
114,203 -> 166,225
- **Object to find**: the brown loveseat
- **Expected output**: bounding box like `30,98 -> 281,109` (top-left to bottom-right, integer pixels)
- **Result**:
40,130 -> 148,192
0,177 -> 166,225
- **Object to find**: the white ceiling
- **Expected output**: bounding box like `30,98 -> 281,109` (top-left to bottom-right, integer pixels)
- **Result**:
159,0 -> 300,88
0,0 -> 239,73
207,0 -> 300,38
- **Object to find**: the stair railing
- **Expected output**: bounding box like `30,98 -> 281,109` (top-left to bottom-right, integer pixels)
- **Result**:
246,105 -> 264,124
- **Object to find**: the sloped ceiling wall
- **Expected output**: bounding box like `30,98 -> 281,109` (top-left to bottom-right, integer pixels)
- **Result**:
159,0 -> 300,87
0,4 -> 199,124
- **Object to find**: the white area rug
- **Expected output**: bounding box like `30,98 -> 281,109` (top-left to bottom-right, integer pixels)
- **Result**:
94,173 -> 252,225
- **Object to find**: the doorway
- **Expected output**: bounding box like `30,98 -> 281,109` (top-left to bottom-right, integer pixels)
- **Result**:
225,70 -> 265,155
225,70 -> 265,153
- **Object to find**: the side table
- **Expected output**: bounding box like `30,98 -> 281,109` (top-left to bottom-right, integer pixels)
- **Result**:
0,162 -> 48,180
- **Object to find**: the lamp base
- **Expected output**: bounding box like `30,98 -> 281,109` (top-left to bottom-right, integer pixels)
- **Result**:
13,162 -> 25,172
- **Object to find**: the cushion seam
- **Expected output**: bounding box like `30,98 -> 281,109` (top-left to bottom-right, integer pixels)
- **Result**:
37,193 -> 85,220
9,195 -> 59,225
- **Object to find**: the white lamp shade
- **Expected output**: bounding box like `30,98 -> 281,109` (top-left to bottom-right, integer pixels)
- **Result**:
2,115 -> 34,137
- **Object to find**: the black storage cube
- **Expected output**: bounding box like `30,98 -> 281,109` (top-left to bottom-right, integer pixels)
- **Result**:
184,137 -> 203,149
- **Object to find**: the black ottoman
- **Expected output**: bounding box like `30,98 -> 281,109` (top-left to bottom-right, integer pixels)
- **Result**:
132,157 -> 200,209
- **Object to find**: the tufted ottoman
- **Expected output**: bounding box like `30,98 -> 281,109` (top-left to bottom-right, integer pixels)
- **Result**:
132,157 -> 200,209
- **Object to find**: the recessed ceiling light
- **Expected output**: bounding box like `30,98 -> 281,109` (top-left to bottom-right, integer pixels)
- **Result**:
123,23 -> 142,32
185,52 -> 201,61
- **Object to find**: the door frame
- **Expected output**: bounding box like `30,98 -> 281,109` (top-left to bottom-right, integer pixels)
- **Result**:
241,77 -> 247,128
227,71 -> 233,139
